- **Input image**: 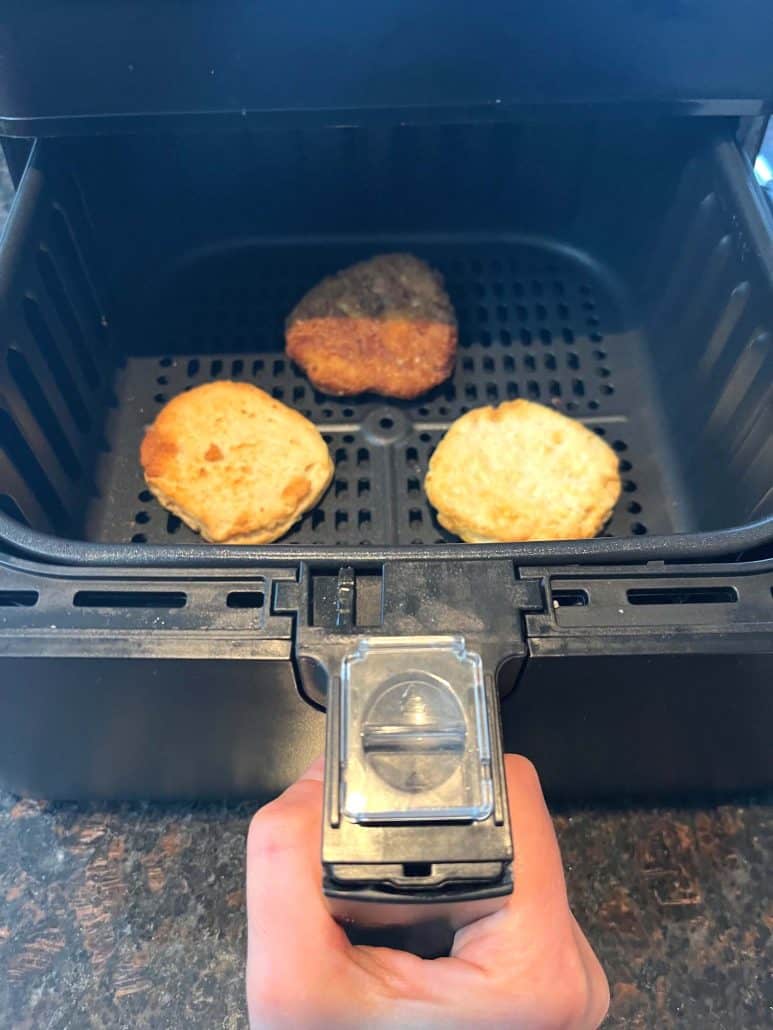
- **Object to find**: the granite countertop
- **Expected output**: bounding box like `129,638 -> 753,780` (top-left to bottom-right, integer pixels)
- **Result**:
0,790 -> 770,1028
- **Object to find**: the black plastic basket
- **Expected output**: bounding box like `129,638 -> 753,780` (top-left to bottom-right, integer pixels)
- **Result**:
0,121 -> 772,566
1,119 -> 773,801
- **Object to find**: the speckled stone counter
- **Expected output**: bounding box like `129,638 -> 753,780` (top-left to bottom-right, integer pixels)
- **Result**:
0,790 -> 770,1029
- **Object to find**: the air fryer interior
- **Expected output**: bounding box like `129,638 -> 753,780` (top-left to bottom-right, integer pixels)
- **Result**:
1,119 -> 771,549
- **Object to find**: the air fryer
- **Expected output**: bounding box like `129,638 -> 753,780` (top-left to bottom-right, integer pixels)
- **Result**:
0,3 -> 772,803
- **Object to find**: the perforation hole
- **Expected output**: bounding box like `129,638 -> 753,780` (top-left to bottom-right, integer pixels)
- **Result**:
419,433 -> 432,443
631,522 -> 648,535
131,533 -> 147,543
166,514 -> 182,534
210,359 -> 223,376
358,510 -> 371,529
358,478 -> 370,497
135,511 -> 150,524
311,509 -> 325,530
154,393 -> 167,404
566,352 -> 580,370
601,384 -> 615,396
156,375 -> 168,385
627,501 -> 642,514
409,509 -> 423,528
520,328 -> 532,346
357,448 -> 370,467
539,329 -> 552,345
407,477 -> 420,495
405,447 -> 418,464
138,490 -> 153,503
623,480 -> 637,493
334,479 -> 348,497
335,511 -> 348,530
562,328 -> 575,344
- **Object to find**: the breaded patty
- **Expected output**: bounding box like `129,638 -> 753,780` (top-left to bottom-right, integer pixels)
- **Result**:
140,381 -> 333,544
425,400 -> 621,543
285,253 -> 457,399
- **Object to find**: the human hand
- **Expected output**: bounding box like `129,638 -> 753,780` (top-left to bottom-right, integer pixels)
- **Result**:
246,754 -> 609,1029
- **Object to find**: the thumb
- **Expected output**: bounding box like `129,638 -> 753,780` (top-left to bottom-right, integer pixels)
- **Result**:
246,758 -> 349,1000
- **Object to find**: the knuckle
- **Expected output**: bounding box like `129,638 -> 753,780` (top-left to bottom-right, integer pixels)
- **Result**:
248,803 -> 304,861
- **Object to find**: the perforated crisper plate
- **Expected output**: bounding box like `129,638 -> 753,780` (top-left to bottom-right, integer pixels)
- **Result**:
89,239 -> 677,546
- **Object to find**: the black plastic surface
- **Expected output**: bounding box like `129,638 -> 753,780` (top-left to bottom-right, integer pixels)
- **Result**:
2,2 -> 773,135
98,243 -> 671,549
0,124 -> 773,567
1,550 -> 772,799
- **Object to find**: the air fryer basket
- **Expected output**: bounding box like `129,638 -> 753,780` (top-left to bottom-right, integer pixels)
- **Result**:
1,120 -> 772,564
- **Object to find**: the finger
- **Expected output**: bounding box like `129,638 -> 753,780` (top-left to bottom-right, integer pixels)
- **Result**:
246,757 -> 347,978
452,754 -> 571,963
571,916 -> 610,1028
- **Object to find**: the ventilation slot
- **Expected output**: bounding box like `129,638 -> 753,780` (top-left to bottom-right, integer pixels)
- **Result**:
73,591 -> 187,609
0,409 -> 66,529
552,589 -> 589,607
36,248 -> 100,389
0,590 -> 38,607
50,206 -> 105,343
0,494 -> 29,526
627,587 -> 738,605
226,591 -> 265,609
7,348 -> 82,481
402,863 -> 432,878
23,297 -> 90,433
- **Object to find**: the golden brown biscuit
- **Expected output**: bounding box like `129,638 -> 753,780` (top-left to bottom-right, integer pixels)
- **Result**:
424,400 -> 621,543
286,253 -> 457,399
140,381 -> 333,544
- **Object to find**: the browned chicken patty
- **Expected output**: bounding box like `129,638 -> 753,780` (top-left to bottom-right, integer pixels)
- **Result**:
286,253 -> 457,399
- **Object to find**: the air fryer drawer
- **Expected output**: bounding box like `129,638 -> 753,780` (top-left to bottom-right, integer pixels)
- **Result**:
0,121 -> 772,564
